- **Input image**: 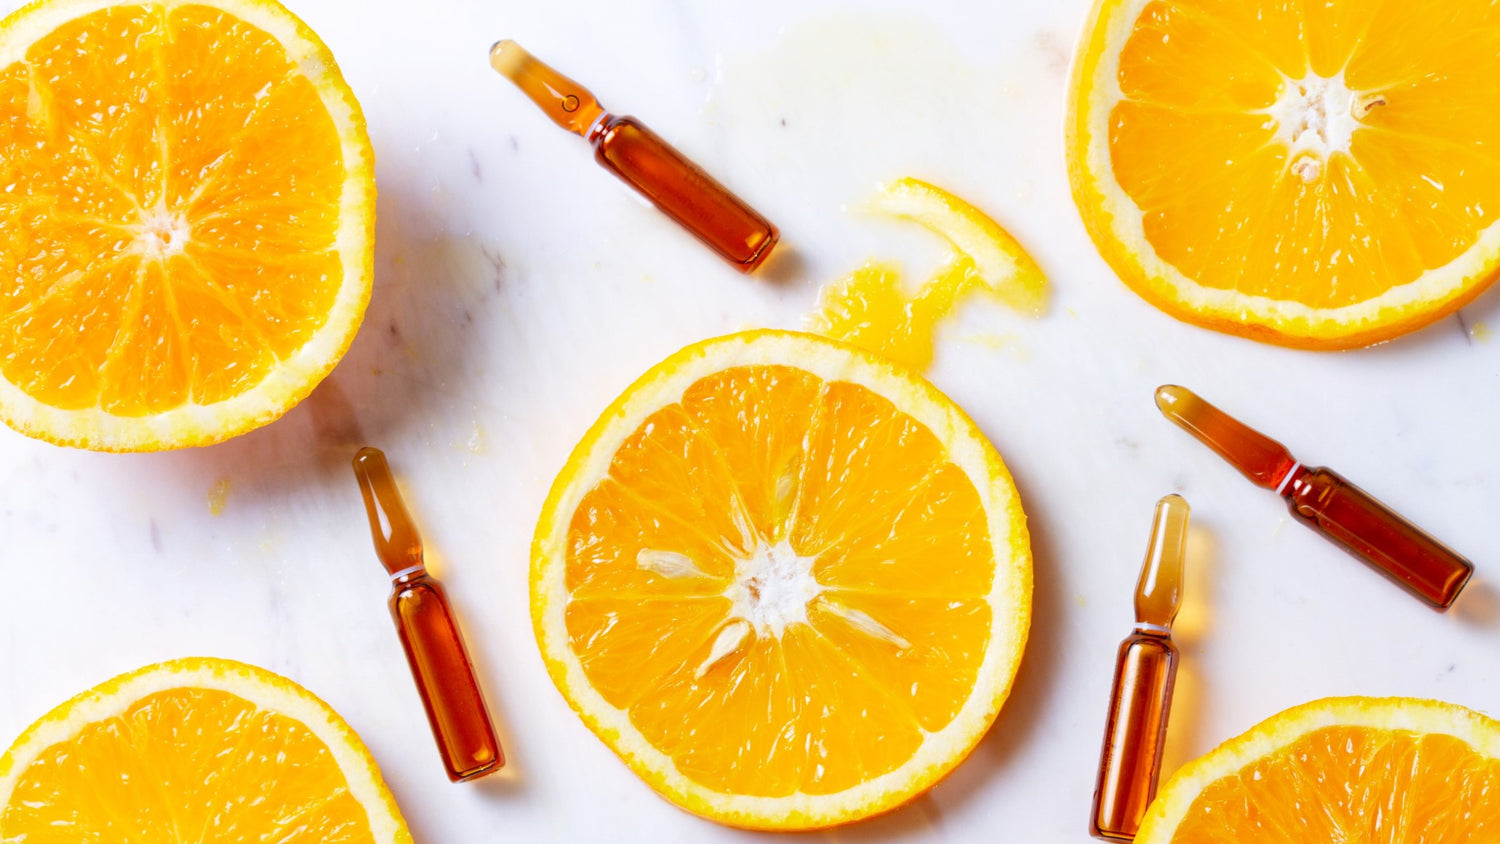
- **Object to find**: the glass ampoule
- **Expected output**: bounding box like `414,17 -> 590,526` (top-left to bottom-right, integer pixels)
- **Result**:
490,40 -> 779,272
353,447 -> 504,782
1156,385 -> 1473,609
1092,494 -> 1189,841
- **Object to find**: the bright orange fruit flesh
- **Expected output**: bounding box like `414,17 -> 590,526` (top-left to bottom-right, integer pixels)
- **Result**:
3,687 -> 377,841
0,1 -> 347,415
1111,0 -> 1500,309
1170,725 -> 1500,840
563,363 -> 995,797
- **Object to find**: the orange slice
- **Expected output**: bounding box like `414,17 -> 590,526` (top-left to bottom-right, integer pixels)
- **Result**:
1067,0 -> 1500,348
1137,697 -> 1500,841
0,0 -> 374,450
0,658 -> 411,842
531,329 -> 1032,829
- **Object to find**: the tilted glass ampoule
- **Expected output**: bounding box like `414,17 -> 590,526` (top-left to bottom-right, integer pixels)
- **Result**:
489,40 -> 780,272
1092,494 -> 1189,840
1156,385 -> 1473,609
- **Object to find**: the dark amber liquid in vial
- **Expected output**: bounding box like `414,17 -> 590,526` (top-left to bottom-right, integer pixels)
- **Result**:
1093,633 -> 1178,840
1282,466 -> 1474,609
353,447 -> 503,782
390,573 -> 504,781
590,115 -> 779,272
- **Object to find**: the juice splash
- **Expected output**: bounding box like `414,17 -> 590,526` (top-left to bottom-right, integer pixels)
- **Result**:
808,178 -> 1045,371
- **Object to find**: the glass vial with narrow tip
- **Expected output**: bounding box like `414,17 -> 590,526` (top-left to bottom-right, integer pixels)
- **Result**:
489,40 -> 779,272
1155,384 -> 1473,609
353,447 -> 504,782
1092,494 -> 1190,841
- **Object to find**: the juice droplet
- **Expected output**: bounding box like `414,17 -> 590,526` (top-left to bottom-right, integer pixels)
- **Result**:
207,478 -> 230,516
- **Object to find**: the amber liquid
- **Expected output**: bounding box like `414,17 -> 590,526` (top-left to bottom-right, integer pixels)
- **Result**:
353,447 -> 504,782
1155,385 -> 1295,488
1283,466 -> 1474,609
1092,495 -> 1188,840
1157,384 -> 1474,609
1093,633 -> 1178,840
389,572 -> 504,781
591,116 -> 778,271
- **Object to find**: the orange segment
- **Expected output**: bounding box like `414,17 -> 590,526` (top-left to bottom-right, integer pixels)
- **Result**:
532,330 -> 1031,830
1136,697 -> 1500,842
0,0 -> 373,450
0,658 -> 411,843
1068,0 -> 1500,348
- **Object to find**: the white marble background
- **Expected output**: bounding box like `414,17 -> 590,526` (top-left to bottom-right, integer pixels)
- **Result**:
2,0 -> 1498,840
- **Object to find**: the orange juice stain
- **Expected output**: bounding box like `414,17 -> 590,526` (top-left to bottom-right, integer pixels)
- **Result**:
809,255 -> 985,371
208,478 -> 230,516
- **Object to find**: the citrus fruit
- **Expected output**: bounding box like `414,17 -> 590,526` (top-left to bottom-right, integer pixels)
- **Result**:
0,657 -> 411,842
1067,0 -> 1500,349
1137,696 -> 1500,841
866,177 -> 1048,316
532,329 -> 1032,829
0,0 -> 375,450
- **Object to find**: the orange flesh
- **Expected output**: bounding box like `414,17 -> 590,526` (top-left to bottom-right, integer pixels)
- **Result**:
1172,726 -> 1500,840
1,687 -> 377,841
1111,0 -> 1500,308
0,3 -> 345,414
810,258 -> 983,371
563,365 -> 995,797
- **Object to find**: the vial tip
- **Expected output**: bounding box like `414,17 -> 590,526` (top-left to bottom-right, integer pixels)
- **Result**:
352,445 -> 385,473
489,40 -> 521,74
1154,384 -> 1185,409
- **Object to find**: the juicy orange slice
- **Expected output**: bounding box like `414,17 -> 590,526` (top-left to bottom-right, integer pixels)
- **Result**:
1137,697 -> 1500,841
0,0 -> 374,450
0,658 -> 411,842
531,330 -> 1032,829
1067,0 -> 1500,348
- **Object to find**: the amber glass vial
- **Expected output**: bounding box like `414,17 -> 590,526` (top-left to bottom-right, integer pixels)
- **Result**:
490,40 -> 779,272
1092,494 -> 1189,841
353,447 -> 504,782
1155,385 -> 1473,609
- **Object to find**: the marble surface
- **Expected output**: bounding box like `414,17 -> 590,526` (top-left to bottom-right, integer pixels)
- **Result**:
2,0 -> 1499,840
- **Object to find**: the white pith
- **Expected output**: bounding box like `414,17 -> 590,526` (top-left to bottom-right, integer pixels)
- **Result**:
533,331 -> 1033,829
1268,72 -> 1360,183
641,534 -> 914,679
133,202 -> 192,257
1071,0 -> 1500,342
725,539 -> 822,637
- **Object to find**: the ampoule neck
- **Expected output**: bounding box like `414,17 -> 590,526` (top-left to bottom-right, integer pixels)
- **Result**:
1131,621 -> 1174,639
389,562 -> 429,586
1133,494 -> 1189,629
585,111 -> 619,145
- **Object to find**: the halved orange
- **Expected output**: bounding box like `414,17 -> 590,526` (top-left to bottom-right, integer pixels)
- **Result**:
1137,697 -> 1500,841
532,330 -> 1032,829
1068,0 -> 1500,348
0,658 -> 411,842
0,0 -> 374,450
